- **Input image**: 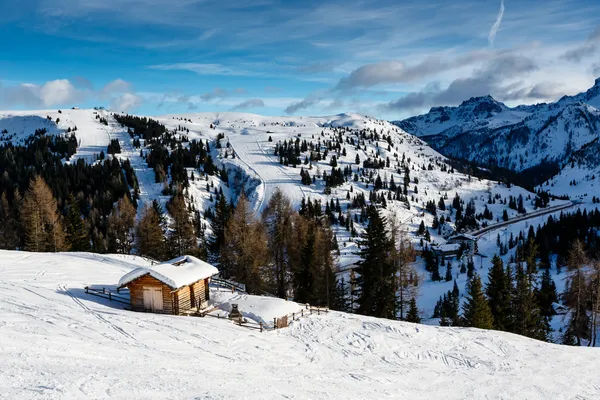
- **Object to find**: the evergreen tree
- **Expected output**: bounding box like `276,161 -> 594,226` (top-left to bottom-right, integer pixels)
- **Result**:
210,195 -> 231,259
0,192 -> 20,249
65,194 -> 90,252
486,255 -> 512,330
355,208 -> 395,319
107,195 -> 136,254
262,188 -> 294,298
406,298 -> 421,323
512,261 -> 549,341
561,240 -> 591,345
462,273 -> 494,329
537,268 -> 557,317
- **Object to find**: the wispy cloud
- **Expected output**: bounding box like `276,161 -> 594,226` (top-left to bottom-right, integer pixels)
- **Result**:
561,25 -> 600,62
148,63 -> 258,77
231,98 -> 265,111
284,98 -> 321,114
488,0 -> 505,48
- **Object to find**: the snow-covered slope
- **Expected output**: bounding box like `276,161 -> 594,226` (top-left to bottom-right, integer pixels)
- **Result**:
393,79 -> 600,195
1,108 -> 580,336
1,250 -> 599,399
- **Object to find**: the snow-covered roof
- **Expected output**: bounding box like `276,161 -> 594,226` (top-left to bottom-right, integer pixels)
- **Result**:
448,233 -> 476,241
432,243 -> 461,252
118,255 -> 219,290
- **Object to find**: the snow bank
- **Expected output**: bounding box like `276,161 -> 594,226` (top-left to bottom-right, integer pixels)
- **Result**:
118,255 -> 219,289
210,287 -> 304,325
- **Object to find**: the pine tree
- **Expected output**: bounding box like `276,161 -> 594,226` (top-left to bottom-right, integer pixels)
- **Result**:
406,297 -> 421,323
65,194 -> 90,252
262,188 -> 294,298
167,194 -> 196,258
512,262 -> 549,341
462,273 -> 494,329
21,176 -> 68,252
486,255 -> 512,330
356,208 -> 395,319
537,268 -> 557,317
445,262 -> 452,282
210,194 -> 231,260
107,195 -> 136,254
136,204 -> 166,261
564,239 -> 590,345
0,192 -> 19,249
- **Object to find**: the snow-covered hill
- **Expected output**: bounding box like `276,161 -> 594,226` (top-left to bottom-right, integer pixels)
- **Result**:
393,79 -> 600,198
1,250 -> 599,399
0,108 -> 575,326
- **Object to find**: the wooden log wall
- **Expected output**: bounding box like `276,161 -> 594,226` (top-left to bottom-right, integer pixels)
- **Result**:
127,274 -> 174,314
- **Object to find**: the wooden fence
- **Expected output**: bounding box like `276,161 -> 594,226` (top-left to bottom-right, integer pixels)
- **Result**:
204,304 -> 329,333
84,286 -> 130,306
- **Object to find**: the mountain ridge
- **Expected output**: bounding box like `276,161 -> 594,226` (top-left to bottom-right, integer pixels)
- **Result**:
393,78 -> 600,197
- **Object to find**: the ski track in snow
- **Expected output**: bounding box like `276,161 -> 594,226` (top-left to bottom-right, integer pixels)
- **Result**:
1,251 -> 600,399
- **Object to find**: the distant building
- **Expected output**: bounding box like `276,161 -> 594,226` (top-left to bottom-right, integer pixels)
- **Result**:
431,243 -> 461,257
118,255 -> 218,315
447,233 -> 477,253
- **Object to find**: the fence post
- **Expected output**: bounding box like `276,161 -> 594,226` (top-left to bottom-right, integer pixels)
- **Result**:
317,307 -> 320,315
260,322 -> 263,332
103,288 -> 106,294
109,292 -> 112,301
85,286 -> 88,294
292,313 -> 295,321
273,317 -> 277,329
301,309 -> 304,318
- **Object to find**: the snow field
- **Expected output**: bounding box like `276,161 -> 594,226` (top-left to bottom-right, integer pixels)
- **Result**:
1,250 -> 600,399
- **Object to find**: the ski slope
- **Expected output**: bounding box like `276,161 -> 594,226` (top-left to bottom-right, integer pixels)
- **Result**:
1,250 -> 599,399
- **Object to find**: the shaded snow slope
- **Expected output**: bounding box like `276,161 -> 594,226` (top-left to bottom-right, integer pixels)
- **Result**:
1,251 -> 600,399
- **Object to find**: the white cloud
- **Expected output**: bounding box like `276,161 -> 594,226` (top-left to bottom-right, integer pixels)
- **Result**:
0,77 -> 141,111
101,79 -> 133,97
111,92 -> 142,111
488,0 -> 505,48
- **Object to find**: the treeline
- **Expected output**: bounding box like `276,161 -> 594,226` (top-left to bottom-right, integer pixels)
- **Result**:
207,188 -> 339,306
346,207 -> 421,321
437,208 -> 600,345
115,114 -> 222,195
433,243 -> 556,342
0,135 -> 137,252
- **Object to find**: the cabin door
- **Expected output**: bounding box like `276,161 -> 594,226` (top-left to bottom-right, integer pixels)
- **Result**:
143,287 -> 164,311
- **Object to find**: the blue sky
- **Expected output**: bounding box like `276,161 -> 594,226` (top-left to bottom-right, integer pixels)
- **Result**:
1,0 -> 600,118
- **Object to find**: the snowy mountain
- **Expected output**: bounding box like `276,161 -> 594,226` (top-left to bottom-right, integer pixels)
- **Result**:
1,250 -> 599,399
393,79 -> 600,197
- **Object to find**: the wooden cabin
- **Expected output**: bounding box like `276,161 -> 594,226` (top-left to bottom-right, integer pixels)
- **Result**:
118,255 -> 219,315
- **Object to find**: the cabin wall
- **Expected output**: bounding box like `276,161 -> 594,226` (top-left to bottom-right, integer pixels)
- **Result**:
127,275 -> 174,314
174,279 -> 209,313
